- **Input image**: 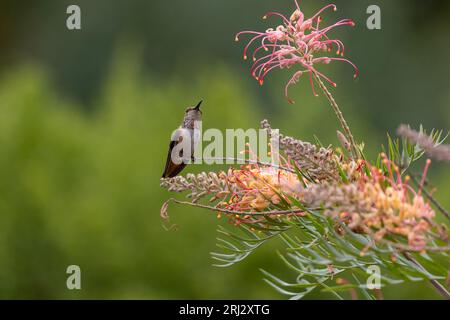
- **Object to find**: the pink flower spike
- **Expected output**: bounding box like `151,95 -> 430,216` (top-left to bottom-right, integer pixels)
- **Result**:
236,1 -> 358,103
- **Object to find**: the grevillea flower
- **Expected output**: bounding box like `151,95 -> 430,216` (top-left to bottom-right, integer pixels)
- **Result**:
160,165 -> 304,212
222,165 -> 303,212
236,1 -> 359,103
302,155 -> 438,251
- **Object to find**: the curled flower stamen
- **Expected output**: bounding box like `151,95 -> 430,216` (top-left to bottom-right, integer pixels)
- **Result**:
310,4 -> 337,21
263,12 -> 292,26
419,159 -> 431,195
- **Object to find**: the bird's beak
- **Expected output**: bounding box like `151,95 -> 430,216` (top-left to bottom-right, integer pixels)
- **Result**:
194,100 -> 203,111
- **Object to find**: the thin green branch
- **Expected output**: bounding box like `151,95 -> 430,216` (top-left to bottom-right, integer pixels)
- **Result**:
164,198 -> 306,216
314,73 -> 360,159
403,252 -> 450,300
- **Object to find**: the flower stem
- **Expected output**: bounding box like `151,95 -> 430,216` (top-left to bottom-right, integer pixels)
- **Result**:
407,169 -> 450,222
313,73 -> 360,159
403,252 -> 450,300
164,198 -> 307,216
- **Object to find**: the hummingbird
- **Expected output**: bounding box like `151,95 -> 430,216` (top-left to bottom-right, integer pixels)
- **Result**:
161,100 -> 203,178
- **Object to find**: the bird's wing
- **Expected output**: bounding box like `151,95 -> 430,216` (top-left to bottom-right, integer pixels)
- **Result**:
161,136 -> 187,178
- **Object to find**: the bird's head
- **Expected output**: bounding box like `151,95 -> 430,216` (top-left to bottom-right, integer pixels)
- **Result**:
184,100 -> 203,122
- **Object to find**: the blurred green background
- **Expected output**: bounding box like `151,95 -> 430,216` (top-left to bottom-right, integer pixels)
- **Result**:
0,0 -> 449,299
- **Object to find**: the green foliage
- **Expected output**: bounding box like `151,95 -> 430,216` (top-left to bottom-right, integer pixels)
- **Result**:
212,210 -> 449,299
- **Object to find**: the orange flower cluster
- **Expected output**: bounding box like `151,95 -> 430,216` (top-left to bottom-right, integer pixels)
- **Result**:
220,166 -> 303,212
